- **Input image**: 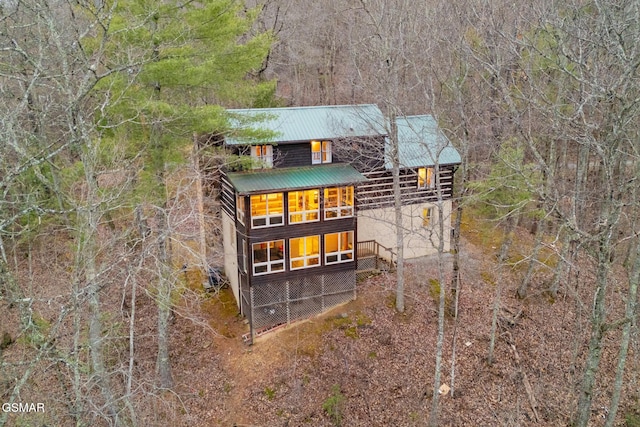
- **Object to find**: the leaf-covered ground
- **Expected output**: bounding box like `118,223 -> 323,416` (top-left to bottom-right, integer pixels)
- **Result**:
163,237 -> 637,427
3,229 -> 636,426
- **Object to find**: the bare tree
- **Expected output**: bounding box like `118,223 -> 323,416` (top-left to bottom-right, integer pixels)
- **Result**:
1,0 -> 258,424
461,1 -> 640,424
0,1 -> 134,424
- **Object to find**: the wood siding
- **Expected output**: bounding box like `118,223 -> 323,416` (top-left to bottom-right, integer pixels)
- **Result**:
234,135 -> 387,170
274,143 -> 313,168
333,136 -> 386,172
246,215 -> 357,288
221,163 -> 456,229
357,165 -> 456,209
220,172 -> 236,218
247,216 -> 355,241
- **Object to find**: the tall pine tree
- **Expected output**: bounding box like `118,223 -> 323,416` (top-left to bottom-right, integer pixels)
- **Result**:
92,0 -> 275,388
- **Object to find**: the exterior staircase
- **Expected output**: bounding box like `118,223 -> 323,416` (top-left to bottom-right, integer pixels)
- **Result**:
356,240 -> 396,275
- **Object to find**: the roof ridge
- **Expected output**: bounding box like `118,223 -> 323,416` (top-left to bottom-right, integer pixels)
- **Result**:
228,104 -> 380,112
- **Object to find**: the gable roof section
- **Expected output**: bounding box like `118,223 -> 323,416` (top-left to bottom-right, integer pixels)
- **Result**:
385,115 -> 461,169
225,104 -> 461,169
226,104 -> 386,145
228,164 -> 368,195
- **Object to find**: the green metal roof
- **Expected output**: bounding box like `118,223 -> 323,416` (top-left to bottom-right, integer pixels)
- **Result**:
226,104 -> 386,145
227,164 -> 368,195
385,115 -> 461,169
225,105 -> 461,169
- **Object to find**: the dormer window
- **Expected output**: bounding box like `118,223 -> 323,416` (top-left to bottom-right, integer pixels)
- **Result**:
311,140 -> 332,164
418,167 -> 434,189
251,145 -> 273,168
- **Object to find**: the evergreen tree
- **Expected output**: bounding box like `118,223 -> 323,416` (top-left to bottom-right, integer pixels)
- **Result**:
92,0 -> 275,388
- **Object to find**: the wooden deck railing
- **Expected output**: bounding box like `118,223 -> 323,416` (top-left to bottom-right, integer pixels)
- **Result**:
357,240 -> 396,273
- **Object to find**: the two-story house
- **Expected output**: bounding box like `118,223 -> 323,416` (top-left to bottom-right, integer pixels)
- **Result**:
217,104 -> 460,341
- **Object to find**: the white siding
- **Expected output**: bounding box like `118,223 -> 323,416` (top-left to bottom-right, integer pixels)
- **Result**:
357,200 -> 452,261
222,212 -> 240,307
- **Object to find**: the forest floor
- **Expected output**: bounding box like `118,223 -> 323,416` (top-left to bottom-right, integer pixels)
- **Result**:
154,226 -> 640,427
4,215 -> 639,427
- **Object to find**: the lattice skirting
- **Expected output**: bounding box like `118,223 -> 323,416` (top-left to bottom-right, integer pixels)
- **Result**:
357,256 -> 376,272
250,270 -> 356,337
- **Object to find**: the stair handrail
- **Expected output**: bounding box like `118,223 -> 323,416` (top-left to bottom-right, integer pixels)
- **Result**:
373,241 -> 396,269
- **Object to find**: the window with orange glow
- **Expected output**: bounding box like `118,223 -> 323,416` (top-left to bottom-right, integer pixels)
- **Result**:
288,189 -> 319,223
325,231 -> 354,264
324,186 -> 354,219
250,193 -> 284,228
236,195 -> 246,225
289,235 -> 320,270
251,145 -> 273,168
252,240 -> 284,275
322,141 -> 332,163
418,167 -> 434,189
311,140 -> 332,164
423,207 -> 433,227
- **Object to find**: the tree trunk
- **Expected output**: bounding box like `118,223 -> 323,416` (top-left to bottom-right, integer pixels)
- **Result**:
575,236 -> 612,426
429,180 -> 447,426
573,143 -> 590,223
0,258 -> 31,331
71,269 -> 84,425
549,229 -> 571,298
450,198 -> 463,294
449,272 -> 461,398
193,140 -> 208,270
605,238 -> 640,426
389,114 -> 405,313
488,215 -> 517,365
125,261 -> 140,426
156,204 -> 174,389
517,217 -> 546,299
623,163 -> 640,268
80,147 -> 120,425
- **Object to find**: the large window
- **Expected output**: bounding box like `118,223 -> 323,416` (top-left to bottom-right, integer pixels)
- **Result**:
251,145 -> 273,168
252,240 -> 285,275
288,189 -> 319,223
325,231 -> 354,264
418,167 -> 434,189
324,186 -> 354,219
311,140 -> 332,164
250,193 -> 284,228
290,235 -> 320,270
